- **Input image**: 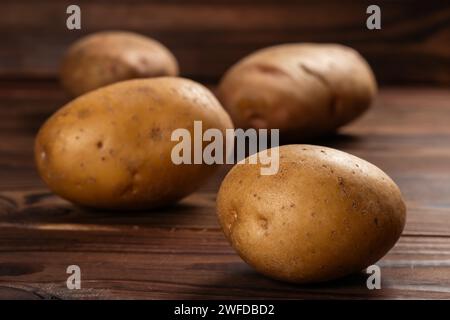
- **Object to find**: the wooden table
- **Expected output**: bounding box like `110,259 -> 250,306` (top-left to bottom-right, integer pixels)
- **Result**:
0,81 -> 449,299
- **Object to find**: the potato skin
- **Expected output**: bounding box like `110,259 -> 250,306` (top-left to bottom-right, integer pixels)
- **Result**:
61,31 -> 179,97
217,145 -> 406,283
35,77 -> 233,210
217,44 -> 377,140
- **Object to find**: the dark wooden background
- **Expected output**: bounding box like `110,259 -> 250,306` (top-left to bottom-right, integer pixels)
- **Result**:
0,1 -> 449,300
1,0 -> 449,85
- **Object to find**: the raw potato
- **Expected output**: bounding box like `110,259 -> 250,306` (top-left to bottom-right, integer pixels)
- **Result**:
61,31 -> 179,97
217,145 -> 406,283
217,44 -> 377,139
35,77 -> 233,210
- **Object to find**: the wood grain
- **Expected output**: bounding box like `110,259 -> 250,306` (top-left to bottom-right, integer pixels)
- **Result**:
0,81 -> 449,299
1,1 -> 449,85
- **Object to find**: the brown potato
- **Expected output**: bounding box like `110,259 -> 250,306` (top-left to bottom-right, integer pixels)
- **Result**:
216,145 -> 406,283
61,31 -> 179,97
217,44 -> 377,140
35,77 -> 233,210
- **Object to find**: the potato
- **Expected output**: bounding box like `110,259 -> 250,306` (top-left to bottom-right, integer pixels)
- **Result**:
35,77 -> 233,210
217,44 -> 377,139
61,31 -> 179,97
216,145 -> 406,283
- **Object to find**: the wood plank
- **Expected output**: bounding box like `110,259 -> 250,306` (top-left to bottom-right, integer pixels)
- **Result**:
0,228 -> 449,299
0,189 -> 449,237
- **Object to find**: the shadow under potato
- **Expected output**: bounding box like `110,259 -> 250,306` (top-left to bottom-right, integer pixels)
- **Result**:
3,189 -> 216,229
74,200 -> 198,216
279,131 -> 362,149
183,264 -> 377,299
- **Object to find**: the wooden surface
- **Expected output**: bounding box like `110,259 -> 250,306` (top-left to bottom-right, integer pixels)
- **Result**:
0,81 -> 449,299
2,0 -> 450,85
